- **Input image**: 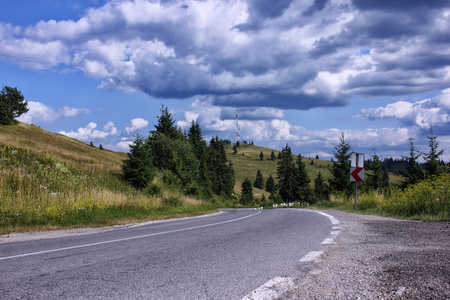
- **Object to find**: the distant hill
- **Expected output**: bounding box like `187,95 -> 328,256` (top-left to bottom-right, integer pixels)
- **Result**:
226,142 -> 405,199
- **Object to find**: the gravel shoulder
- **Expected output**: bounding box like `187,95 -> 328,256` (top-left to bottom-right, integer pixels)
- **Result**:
282,210 -> 450,299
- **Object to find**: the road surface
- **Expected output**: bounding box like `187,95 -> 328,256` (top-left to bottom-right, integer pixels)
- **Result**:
0,209 -> 339,299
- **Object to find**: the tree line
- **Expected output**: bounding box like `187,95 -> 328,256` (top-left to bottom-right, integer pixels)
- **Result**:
122,106 -> 235,199
243,130 -> 446,206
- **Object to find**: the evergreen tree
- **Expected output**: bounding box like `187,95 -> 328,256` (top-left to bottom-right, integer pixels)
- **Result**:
403,137 -> 423,186
259,151 -> 264,161
233,145 -> 237,154
278,151 -> 282,159
240,177 -> 254,205
277,144 -> 297,202
151,105 -> 183,140
423,128 -> 444,178
295,154 -> 311,202
381,164 -> 390,188
328,132 -> 352,194
0,86 -> 28,125
315,154 -> 319,160
314,172 -> 329,201
209,136 -> 235,197
265,175 -> 276,193
271,150 -> 276,160
122,133 -> 154,189
89,141 -> 94,147
367,149 -> 383,190
253,170 -> 264,189
188,121 -> 211,194
99,144 -> 104,150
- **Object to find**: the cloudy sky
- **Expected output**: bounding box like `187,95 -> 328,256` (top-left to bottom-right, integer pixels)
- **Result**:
1,0 -> 449,161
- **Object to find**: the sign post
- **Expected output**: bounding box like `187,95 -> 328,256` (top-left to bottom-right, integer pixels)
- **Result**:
350,152 -> 365,208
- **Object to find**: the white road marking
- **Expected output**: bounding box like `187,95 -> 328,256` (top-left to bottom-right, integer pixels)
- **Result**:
321,238 -> 335,245
241,277 -> 295,300
0,210 -> 261,261
299,250 -> 324,262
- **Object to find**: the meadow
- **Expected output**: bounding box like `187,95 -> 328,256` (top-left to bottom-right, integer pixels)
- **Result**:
0,123 -> 217,233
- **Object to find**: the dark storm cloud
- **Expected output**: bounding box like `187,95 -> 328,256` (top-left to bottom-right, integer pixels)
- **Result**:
1,0 -> 450,111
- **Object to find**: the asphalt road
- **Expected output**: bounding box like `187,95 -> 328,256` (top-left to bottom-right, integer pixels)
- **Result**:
0,209 -> 338,299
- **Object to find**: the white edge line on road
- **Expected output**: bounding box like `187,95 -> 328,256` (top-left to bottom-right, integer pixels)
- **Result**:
0,210 -> 261,261
321,238 -> 335,245
241,276 -> 295,300
299,250 -> 324,262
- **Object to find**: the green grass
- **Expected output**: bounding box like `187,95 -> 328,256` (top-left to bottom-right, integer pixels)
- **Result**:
0,123 -> 221,234
226,143 -> 403,198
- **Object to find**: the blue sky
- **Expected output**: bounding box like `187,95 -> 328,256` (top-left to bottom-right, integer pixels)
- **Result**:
1,0 -> 449,161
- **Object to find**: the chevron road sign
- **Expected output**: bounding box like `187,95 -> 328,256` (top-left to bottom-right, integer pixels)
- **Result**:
350,166 -> 364,182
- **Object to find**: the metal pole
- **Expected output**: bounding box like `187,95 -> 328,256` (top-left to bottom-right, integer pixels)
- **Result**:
354,181 -> 358,208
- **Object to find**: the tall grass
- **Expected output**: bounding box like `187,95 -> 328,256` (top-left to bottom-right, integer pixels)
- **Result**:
0,143 -> 217,233
316,172 -> 449,221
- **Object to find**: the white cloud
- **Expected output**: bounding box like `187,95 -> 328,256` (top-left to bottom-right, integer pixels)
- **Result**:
59,121 -> 120,141
17,101 -> 90,124
115,137 -> 133,152
2,1 -> 449,108
125,118 -> 149,135
356,89 -> 450,130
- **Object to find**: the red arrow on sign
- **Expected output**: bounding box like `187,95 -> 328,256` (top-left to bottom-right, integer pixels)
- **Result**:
350,167 -> 364,182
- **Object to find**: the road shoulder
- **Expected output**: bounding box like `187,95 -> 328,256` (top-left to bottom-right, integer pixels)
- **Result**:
283,210 -> 450,299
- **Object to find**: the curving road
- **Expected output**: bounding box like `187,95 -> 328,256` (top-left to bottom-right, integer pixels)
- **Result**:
0,209 -> 339,299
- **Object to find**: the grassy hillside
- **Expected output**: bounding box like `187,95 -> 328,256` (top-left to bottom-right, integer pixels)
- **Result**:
226,142 -> 405,198
0,123 -> 214,233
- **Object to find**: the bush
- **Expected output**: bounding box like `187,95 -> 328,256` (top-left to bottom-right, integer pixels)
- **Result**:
384,173 -> 449,218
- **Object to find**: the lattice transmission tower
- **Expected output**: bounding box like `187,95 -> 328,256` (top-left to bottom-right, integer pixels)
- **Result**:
236,114 -> 241,143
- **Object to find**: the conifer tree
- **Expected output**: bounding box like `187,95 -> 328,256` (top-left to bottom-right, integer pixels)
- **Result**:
314,172 -> 329,201
271,150 -> 276,160
122,133 -> 154,189
253,170 -> 264,189
240,177 -> 254,205
381,164 -> 390,188
277,144 -> 297,202
0,86 -> 28,125
265,175 -> 276,193
367,149 -> 383,190
403,137 -> 423,186
295,154 -> 311,202
423,128 -> 444,178
329,132 -> 352,194
259,151 -> 264,160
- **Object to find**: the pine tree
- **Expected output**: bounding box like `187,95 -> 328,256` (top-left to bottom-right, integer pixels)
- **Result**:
423,128 -> 444,178
367,149 -> 383,190
0,86 -> 28,125
328,132 -> 352,194
99,144 -> 104,150
151,105 -> 183,140
314,172 -> 329,201
253,170 -> 264,189
265,175 -> 276,193
188,121 -> 211,194
403,137 -> 423,186
381,164 -> 390,188
122,133 -> 154,189
240,178 -> 254,205
259,151 -> 264,161
209,136 -> 235,197
277,144 -> 297,202
271,150 -> 276,160
295,154 -> 311,202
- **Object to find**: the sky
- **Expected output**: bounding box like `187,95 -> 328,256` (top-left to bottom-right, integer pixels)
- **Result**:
1,0 -> 449,161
